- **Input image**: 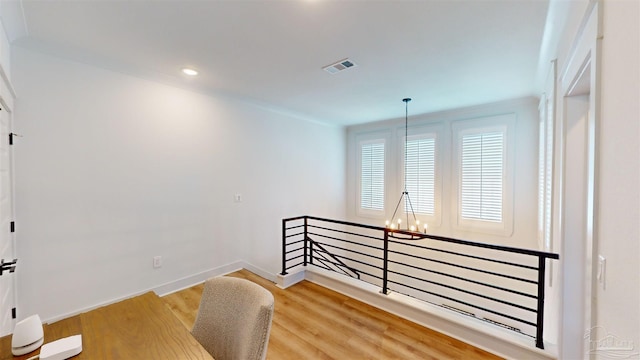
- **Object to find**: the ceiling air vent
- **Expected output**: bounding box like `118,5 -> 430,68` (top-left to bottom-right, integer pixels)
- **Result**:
322,58 -> 357,74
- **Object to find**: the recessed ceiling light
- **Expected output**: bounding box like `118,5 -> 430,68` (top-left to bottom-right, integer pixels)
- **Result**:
182,68 -> 198,76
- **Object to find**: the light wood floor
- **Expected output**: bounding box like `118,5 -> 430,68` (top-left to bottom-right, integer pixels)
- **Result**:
162,269 -> 502,360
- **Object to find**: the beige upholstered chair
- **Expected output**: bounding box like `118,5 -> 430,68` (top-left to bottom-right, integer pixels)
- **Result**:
191,277 -> 275,360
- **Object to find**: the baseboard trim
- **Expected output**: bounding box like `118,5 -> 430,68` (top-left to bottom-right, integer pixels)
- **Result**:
240,261 -> 277,283
43,261 -> 244,325
153,260 -> 244,296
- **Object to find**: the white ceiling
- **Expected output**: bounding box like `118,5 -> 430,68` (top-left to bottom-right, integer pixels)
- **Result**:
6,0 -> 550,126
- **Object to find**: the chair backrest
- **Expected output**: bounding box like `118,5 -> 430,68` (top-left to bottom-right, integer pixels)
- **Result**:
191,277 -> 275,360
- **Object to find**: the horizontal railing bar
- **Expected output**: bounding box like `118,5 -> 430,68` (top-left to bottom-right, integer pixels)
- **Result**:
285,239 -> 305,247
388,269 -> 537,313
314,257 -> 354,278
284,262 -> 304,271
304,216 -> 559,259
387,280 -> 537,328
305,216 -> 386,231
310,262 -> 334,273
311,239 -> 535,298
283,215 -> 307,222
311,242 -> 360,278
311,262 -> 384,290
312,241 -> 384,262
387,258 -> 536,299
284,247 -> 304,255
285,253 -> 304,262
283,240 -> 303,248
388,249 -> 537,284
308,224 -> 385,242
389,240 -> 538,270
285,231 -> 305,239
311,257 -> 383,282
309,232 -> 384,252
314,249 -> 383,273
314,257 -> 359,279
285,224 -> 305,231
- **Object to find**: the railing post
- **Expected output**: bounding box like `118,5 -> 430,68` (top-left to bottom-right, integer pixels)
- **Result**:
281,218 -> 288,275
382,229 -> 389,295
304,217 -> 309,266
535,256 -> 547,349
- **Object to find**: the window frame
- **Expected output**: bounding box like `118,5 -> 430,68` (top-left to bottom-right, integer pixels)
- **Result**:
356,136 -> 387,218
451,114 -> 515,236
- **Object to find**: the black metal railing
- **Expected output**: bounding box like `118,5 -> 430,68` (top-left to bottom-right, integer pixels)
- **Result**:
280,216 -> 559,350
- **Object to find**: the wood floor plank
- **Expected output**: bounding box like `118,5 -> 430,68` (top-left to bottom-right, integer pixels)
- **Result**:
162,269 -> 503,360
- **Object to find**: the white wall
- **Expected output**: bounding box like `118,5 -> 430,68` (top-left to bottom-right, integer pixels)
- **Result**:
594,0 -> 639,355
346,97 -> 540,248
12,46 -> 345,322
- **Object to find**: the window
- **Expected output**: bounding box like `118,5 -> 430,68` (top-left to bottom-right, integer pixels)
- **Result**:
359,140 -> 385,213
538,60 -> 555,251
452,114 -> 514,235
538,93 -> 554,251
460,131 -> 504,222
403,135 -> 436,215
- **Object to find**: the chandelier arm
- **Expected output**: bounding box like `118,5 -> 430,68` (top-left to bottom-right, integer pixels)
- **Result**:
390,191 -> 405,224
405,192 -> 419,223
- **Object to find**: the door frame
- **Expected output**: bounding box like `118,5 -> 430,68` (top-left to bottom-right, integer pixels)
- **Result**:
0,96 -> 17,337
557,2 -> 601,358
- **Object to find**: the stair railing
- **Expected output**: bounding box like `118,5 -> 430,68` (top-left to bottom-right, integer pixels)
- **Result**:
281,215 -> 559,350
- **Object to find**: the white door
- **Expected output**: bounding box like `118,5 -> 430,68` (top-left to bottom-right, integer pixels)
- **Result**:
0,105 -> 16,336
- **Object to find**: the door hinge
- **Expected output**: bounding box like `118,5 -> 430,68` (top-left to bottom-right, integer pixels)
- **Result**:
11,307 -> 16,319
10,221 -> 14,233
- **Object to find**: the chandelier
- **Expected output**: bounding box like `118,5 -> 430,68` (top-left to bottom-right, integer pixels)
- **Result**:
386,98 -> 428,239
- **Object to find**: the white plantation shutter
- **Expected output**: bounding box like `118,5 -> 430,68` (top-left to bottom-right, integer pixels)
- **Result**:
404,136 -> 436,215
543,104 -> 553,248
460,131 -> 504,222
360,141 -> 385,211
538,117 -> 546,238
538,93 -> 554,250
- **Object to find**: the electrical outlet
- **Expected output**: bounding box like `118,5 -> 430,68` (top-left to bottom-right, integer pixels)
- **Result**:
153,256 -> 162,269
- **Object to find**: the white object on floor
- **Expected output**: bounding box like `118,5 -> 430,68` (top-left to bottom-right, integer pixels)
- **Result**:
39,335 -> 83,360
11,314 -> 44,356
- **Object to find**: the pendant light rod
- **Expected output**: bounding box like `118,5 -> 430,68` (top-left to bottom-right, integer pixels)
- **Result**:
402,98 -> 411,192
402,98 -> 411,228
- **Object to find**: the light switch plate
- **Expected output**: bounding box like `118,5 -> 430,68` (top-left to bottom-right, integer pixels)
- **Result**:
597,255 -> 606,289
